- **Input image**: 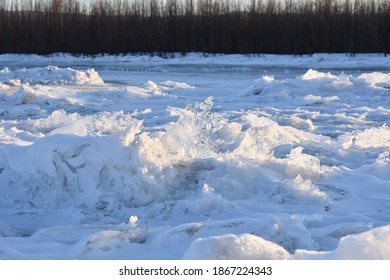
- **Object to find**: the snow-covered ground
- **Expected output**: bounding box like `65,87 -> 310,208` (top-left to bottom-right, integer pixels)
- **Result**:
0,53 -> 389,259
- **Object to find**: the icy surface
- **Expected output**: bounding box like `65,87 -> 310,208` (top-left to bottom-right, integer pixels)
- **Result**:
0,53 -> 390,259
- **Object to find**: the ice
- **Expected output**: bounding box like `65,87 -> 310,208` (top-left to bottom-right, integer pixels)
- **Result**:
358,72 -> 390,88
296,225 -> 390,259
183,233 -> 291,260
0,66 -> 103,85
302,69 -> 337,80
332,225 -> 390,259
338,125 -> 390,149
276,174 -> 328,202
1,54 -> 390,259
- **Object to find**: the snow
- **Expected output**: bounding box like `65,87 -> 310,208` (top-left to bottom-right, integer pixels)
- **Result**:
295,225 -> 390,259
0,66 -> 103,85
0,53 -> 390,259
183,233 -> 291,260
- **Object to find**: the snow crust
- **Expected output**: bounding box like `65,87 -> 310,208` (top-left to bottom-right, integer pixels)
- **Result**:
0,54 -> 390,259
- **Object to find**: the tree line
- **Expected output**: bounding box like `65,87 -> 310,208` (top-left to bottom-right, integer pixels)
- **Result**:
0,0 -> 389,55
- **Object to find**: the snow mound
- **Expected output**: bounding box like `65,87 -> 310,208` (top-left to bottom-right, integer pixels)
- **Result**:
183,233 -> 291,260
184,226 -> 390,260
295,225 -> 390,259
13,85 -> 39,104
0,111 -> 146,210
0,66 -> 104,85
302,69 -> 336,80
333,225 -> 390,259
338,125 -> 390,149
358,72 -> 390,88
277,174 -> 327,202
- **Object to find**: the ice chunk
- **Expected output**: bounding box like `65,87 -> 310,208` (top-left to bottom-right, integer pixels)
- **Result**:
160,80 -> 195,90
338,125 -> 390,149
183,233 -> 291,259
13,85 -> 38,104
277,175 -> 327,202
129,216 -> 139,224
295,225 -> 390,259
275,146 -> 325,181
358,72 -> 390,88
302,69 -> 336,80
333,225 -> 390,259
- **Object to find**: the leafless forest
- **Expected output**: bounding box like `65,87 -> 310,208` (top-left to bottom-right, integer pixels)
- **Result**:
0,0 -> 389,54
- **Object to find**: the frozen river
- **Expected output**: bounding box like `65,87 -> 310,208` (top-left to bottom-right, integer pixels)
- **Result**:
0,53 -> 390,259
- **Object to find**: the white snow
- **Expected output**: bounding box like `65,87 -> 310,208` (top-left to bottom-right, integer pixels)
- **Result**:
0,66 -> 103,85
0,53 -> 390,259
183,233 -> 291,260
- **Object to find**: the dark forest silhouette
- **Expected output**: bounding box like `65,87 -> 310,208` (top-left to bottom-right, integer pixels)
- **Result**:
0,0 -> 389,55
